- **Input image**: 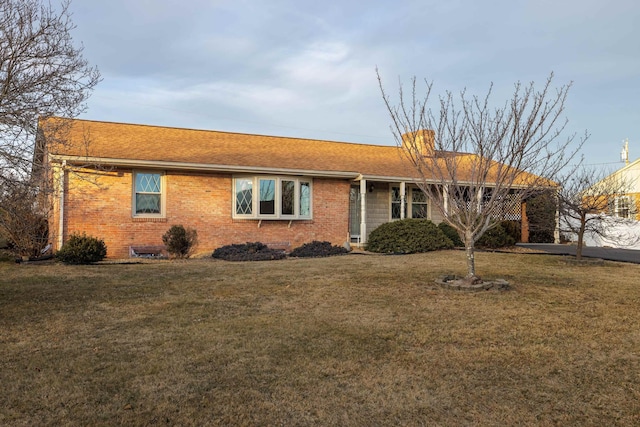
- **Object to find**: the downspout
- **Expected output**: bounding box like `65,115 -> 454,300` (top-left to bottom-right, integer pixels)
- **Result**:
360,179 -> 367,246
58,160 -> 66,250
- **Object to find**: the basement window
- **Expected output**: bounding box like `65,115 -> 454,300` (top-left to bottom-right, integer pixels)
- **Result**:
234,176 -> 312,219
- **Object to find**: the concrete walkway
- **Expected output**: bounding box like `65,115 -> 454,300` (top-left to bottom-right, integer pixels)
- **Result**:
516,243 -> 640,264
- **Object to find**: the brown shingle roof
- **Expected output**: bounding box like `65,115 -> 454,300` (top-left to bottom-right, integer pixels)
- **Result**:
42,118 -> 546,186
44,118 -> 421,179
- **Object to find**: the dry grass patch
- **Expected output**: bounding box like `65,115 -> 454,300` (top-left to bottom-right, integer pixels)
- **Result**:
1,251 -> 639,425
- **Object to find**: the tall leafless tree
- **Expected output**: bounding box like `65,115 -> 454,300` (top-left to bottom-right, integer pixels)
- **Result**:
558,166 -> 637,259
378,70 -> 584,281
0,0 -> 100,254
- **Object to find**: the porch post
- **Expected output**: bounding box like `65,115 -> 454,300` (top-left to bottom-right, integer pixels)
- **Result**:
400,181 -> 406,219
360,179 -> 367,245
57,160 -> 67,251
443,185 -> 449,215
521,201 -> 529,243
554,189 -> 560,244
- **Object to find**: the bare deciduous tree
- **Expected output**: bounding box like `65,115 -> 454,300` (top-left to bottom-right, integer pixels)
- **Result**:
558,166 -> 637,259
0,0 -> 99,255
377,70 -> 584,281
0,179 -> 48,257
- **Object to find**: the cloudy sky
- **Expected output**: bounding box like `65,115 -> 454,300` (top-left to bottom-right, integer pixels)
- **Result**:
70,0 -> 639,167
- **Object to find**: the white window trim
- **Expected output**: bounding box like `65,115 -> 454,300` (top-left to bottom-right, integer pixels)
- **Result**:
389,185 -> 404,220
409,186 -> 430,219
389,184 -> 430,220
132,170 -> 166,218
614,195 -> 633,219
233,176 -> 313,220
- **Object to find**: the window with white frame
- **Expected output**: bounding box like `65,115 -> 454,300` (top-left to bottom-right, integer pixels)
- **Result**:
391,186 -> 405,219
614,196 -> 633,219
390,185 -> 428,220
234,176 -> 312,219
133,171 -> 164,217
411,188 -> 428,218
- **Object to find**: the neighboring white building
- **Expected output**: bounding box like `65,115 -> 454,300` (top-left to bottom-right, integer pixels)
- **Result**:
562,214 -> 640,249
591,155 -> 640,221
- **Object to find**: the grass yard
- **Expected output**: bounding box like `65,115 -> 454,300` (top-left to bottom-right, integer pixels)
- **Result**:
1,250 -> 639,426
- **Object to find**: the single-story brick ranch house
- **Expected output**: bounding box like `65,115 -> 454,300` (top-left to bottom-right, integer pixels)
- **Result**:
37,118 -> 534,258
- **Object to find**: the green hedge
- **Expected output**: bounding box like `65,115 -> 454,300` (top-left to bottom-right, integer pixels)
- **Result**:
212,242 -> 286,261
289,241 -> 348,258
57,233 -> 107,264
437,222 -> 463,247
438,220 -> 519,248
476,222 -> 516,249
366,219 -> 453,254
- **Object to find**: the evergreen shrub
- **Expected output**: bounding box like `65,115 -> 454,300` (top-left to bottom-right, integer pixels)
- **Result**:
437,222 -> 463,247
366,219 -> 453,254
56,233 -> 107,264
526,192 -> 556,243
212,242 -> 286,261
162,225 -> 198,259
499,220 -> 521,244
289,241 -> 348,258
476,223 -> 515,249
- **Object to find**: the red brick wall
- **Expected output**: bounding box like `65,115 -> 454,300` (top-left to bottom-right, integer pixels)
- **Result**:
56,168 -> 351,258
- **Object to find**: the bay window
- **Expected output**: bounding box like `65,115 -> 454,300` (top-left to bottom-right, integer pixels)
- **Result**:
234,176 -> 312,219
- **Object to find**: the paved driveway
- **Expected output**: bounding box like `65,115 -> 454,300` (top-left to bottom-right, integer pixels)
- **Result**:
517,243 -> 640,264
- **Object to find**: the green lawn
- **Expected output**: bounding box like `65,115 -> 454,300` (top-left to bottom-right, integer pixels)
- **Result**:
1,251 -> 639,426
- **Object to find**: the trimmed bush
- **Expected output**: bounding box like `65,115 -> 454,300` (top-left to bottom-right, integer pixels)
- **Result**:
212,242 -> 286,261
499,220 -> 521,244
289,241 -> 348,258
162,225 -> 198,259
366,219 -> 453,254
56,233 -> 107,264
526,191 -> 556,243
437,222 -> 463,247
476,223 -> 515,249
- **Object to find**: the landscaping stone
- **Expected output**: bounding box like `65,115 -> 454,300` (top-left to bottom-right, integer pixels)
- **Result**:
435,275 -> 510,291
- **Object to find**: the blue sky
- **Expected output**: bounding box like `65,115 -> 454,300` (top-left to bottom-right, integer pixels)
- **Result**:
70,0 -> 639,168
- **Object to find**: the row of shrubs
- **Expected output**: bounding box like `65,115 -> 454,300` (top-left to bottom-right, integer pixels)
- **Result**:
55,224 -> 198,264
214,220 -> 520,260
53,219 -> 520,264
56,229 -> 349,264
365,219 -> 520,254
212,240 -> 348,261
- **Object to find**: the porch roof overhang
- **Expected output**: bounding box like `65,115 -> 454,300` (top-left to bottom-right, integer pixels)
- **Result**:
355,173 -> 556,190
48,154 -> 361,179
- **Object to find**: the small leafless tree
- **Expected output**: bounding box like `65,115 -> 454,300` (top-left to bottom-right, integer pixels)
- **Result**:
0,0 -> 100,255
558,166 -> 637,259
0,179 -> 49,257
378,70 -> 584,281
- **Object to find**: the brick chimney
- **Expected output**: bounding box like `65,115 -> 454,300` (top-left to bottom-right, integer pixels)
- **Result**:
401,129 -> 435,157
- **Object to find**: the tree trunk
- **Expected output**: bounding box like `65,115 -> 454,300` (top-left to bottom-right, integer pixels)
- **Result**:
464,232 -> 476,278
576,212 -> 586,260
